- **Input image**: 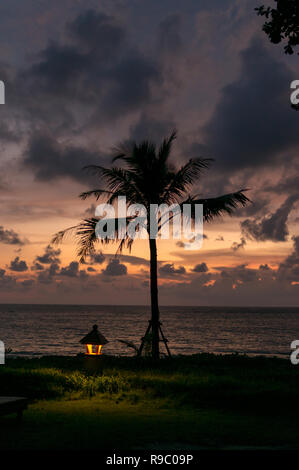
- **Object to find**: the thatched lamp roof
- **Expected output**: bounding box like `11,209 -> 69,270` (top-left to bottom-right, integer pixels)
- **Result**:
79,324 -> 108,345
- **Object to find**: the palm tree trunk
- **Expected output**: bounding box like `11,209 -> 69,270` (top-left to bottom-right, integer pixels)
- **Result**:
149,237 -> 160,359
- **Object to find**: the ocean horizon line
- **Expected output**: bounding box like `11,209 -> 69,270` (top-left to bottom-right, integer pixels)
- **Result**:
0,303 -> 298,309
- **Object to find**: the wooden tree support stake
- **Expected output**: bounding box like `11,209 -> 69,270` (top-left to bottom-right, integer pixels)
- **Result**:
137,320 -> 171,358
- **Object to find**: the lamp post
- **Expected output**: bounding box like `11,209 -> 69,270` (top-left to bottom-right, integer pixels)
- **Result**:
80,324 -> 108,355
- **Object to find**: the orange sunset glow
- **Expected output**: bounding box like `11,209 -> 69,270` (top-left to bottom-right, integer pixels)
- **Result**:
0,2 -> 298,307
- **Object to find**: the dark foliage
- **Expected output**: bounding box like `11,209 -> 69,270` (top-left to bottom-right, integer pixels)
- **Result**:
256,1 -> 299,54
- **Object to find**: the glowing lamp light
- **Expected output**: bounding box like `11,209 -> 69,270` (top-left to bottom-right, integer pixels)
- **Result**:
79,324 -> 108,356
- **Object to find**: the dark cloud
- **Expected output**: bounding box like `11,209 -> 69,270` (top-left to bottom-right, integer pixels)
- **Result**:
37,262 -> 60,283
24,132 -> 102,182
158,249 -> 299,306
88,253 -> 148,267
25,10 -> 126,101
202,39 -> 299,172
47,262 -> 60,277
259,264 -> 271,271
68,10 -> 126,52
20,9 -> 162,131
35,245 -> 61,264
0,122 -> 20,143
88,252 -> 105,264
21,279 -> 35,288
10,7 -> 167,186
234,198 -> 270,218
176,234 -> 208,249
158,14 -> 182,55
277,236 -> 299,282
31,262 -> 44,271
0,226 -> 24,245
231,237 -> 246,252
99,56 -> 160,121
79,270 -> 89,281
192,262 -> 208,273
28,43 -> 89,97
34,246 -> 61,283
217,264 -> 258,283
0,268 -> 15,289
159,263 -> 186,276
37,259 -> 89,282
117,254 -> 149,266
102,258 -> 127,276
60,261 -> 80,277
130,113 -> 176,143
8,256 -> 28,272
265,174 -> 299,197
241,195 -> 298,242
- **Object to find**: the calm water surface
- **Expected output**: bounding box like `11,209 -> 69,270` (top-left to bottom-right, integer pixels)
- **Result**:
0,304 -> 298,357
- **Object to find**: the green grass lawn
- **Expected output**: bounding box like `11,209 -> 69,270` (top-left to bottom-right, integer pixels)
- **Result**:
0,354 -> 299,450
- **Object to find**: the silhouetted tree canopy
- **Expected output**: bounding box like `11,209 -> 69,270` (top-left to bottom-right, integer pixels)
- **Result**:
255,0 -> 299,54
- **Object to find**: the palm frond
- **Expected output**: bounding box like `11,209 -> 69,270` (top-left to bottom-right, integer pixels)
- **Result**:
112,140 -> 157,174
157,130 -> 177,164
117,339 -> 139,353
52,220 -> 98,263
51,225 -> 79,245
52,215 -> 138,263
111,140 -> 135,164
163,158 -> 212,204
102,167 -> 146,205
83,165 -> 145,205
82,164 -> 106,177
75,218 -> 99,262
181,190 -> 250,222
79,189 -> 114,200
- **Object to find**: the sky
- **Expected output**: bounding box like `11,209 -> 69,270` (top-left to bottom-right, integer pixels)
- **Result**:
0,0 -> 298,306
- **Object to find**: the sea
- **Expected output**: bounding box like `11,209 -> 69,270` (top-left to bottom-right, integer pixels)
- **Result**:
0,304 -> 298,358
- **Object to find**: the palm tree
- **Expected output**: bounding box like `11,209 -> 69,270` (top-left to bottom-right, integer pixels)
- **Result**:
52,131 -> 250,359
